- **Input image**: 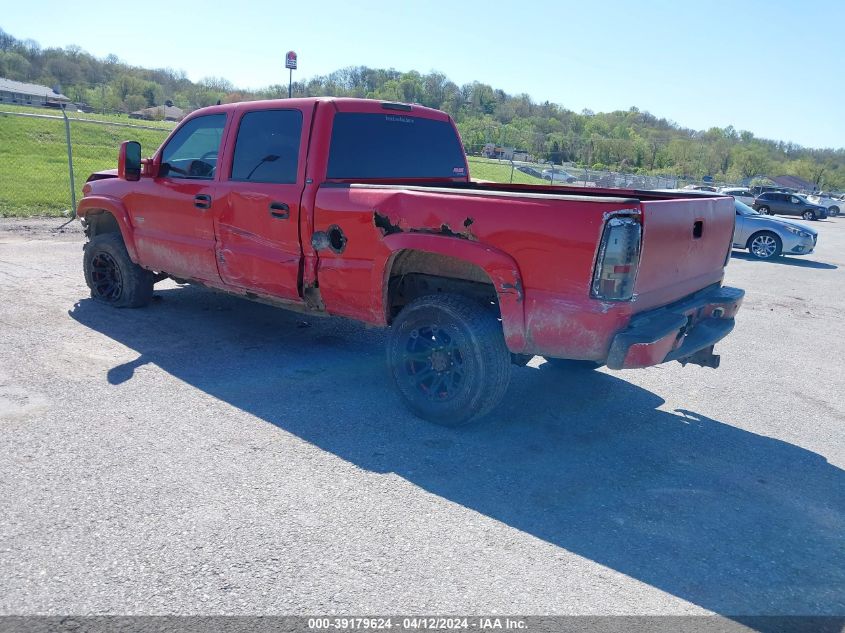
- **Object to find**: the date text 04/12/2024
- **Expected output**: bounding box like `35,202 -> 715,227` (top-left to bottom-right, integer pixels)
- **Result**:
307,617 -> 528,630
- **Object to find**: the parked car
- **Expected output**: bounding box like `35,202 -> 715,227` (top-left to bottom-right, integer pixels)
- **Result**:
515,165 -> 545,179
718,187 -> 756,206
752,192 -> 828,220
683,184 -> 718,192
805,192 -> 840,217
541,167 -> 577,183
733,200 -> 818,259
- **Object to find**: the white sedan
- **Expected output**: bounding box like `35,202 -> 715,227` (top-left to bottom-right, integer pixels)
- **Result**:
805,193 -> 841,216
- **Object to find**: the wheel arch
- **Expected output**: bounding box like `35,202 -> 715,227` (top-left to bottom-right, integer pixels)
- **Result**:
378,233 -> 526,352
78,196 -> 140,262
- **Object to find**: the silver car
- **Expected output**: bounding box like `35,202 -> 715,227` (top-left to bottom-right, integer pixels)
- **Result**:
734,200 -> 818,260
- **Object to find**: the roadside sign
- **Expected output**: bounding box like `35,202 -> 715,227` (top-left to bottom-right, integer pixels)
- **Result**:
285,51 -> 298,70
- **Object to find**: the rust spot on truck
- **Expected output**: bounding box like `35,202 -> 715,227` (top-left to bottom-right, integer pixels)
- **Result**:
373,212 -> 476,241
373,212 -> 403,236
500,276 -> 524,302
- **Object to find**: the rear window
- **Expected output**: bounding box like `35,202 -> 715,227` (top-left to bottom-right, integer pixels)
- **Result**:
327,113 -> 466,179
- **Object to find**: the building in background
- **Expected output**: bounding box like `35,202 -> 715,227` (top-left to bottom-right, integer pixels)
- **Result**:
769,175 -> 816,192
129,101 -> 185,122
0,78 -> 70,107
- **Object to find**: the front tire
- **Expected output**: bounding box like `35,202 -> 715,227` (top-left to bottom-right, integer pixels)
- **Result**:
829,206 -> 839,216
83,233 -> 155,307
757,205 -> 770,215
747,231 -> 782,260
802,210 -> 817,221
387,294 -> 511,426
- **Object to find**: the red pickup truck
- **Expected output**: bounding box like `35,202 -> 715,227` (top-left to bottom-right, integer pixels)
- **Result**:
77,97 -> 744,425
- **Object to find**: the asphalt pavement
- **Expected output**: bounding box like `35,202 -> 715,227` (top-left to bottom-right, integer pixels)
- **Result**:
0,216 -> 842,619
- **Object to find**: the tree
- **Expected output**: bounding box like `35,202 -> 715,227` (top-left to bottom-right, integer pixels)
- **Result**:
731,147 -> 771,180
124,94 -> 147,113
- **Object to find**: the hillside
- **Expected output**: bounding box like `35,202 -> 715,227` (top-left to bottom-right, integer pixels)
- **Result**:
1,26 -> 843,192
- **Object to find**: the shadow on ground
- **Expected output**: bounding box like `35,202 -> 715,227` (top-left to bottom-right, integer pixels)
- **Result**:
70,286 -> 845,627
731,252 -> 838,270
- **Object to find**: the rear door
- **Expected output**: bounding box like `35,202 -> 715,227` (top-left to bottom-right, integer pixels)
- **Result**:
213,106 -> 310,301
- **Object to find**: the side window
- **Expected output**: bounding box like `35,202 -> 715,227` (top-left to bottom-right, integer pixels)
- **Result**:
230,109 -> 303,184
790,196 -> 801,204
160,114 -> 227,180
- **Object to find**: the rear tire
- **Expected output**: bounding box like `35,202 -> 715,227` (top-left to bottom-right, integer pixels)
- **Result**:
387,294 -> 511,427
747,231 -> 782,260
83,233 -> 155,308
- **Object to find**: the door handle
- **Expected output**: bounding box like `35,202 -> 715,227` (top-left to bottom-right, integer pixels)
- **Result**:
194,194 -> 212,210
269,201 -> 290,219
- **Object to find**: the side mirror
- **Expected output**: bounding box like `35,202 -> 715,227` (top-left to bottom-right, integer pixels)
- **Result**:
118,141 -> 142,181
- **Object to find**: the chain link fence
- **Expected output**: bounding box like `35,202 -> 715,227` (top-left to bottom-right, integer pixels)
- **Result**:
0,105 -> 173,217
2,103 -> 754,218
463,144 -> 746,191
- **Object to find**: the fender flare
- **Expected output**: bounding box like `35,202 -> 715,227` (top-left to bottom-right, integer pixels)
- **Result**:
375,232 -> 527,352
77,195 -> 140,262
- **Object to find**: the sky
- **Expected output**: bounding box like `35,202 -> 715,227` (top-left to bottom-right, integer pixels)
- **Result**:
3,0 -> 844,148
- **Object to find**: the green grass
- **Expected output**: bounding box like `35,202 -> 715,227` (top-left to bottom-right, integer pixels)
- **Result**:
0,111 -> 171,216
466,156 -> 549,185
1,112 -> 559,217
0,102 -> 177,129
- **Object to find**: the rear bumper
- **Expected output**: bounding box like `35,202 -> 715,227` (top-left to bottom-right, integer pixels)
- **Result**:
606,285 -> 744,370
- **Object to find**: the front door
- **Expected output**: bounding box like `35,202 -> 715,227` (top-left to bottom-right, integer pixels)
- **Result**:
787,195 -> 805,217
213,107 -> 308,301
129,113 -> 228,282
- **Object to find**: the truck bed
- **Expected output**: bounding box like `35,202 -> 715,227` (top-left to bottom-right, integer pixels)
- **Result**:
312,181 -> 735,359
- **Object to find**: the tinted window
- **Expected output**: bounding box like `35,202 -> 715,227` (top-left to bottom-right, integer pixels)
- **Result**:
161,114 -> 226,180
327,113 -> 467,179
231,109 -> 303,184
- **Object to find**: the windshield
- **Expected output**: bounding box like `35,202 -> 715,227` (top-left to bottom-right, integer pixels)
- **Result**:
735,200 -> 760,216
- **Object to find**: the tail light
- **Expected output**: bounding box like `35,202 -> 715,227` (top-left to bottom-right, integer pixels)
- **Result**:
591,216 -> 642,301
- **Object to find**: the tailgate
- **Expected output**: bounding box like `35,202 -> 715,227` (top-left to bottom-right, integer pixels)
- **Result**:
634,196 -> 734,311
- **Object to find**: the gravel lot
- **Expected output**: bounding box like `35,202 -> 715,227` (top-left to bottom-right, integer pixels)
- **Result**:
0,216 -> 842,618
